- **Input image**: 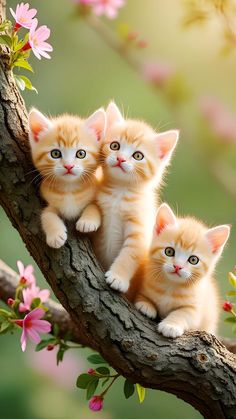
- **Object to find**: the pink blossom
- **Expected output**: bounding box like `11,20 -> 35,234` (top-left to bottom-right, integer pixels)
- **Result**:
200,96 -> 236,144
24,19 -> 53,60
88,368 -> 96,375
89,395 -> 103,411
143,61 -> 174,87
19,284 -> 50,312
14,308 -> 51,352
10,2 -> 37,30
17,260 -> 36,286
92,0 -> 125,19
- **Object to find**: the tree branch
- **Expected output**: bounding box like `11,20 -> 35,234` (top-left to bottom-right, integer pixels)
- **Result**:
0,7 -> 236,419
1,258 -> 235,353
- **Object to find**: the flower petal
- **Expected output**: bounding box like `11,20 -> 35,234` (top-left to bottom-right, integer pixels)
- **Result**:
27,327 -> 41,343
26,308 -> 44,321
31,319 -> 51,333
17,260 -> 24,277
21,328 -> 27,352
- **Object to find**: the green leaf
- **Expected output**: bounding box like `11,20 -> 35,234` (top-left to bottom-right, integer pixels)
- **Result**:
86,379 -> 99,400
0,321 -> 13,334
101,377 -> 110,387
56,345 -> 68,365
0,34 -> 12,48
13,59 -> 33,72
124,379 -> 135,399
31,298 -> 41,309
224,316 -> 236,323
53,323 -> 60,337
136,383 -> 146,403
96,367 -> 110,376
227,290 -> 236,297
14,32 -> 29,52
87,354 -> 107,364
18,75 -> 38,93
35,338 -> 57,352
228,272 -> 236,289
0,309 -> 11,318
76,374 -> 95,389
14,74 -> 25,91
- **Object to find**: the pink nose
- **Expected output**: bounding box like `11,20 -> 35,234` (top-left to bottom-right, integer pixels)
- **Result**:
64,165 -> 74,171
173,265 -> 182,272
117,156 -> 126,163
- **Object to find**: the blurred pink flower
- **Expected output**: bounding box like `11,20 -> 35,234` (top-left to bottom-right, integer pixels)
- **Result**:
73,0 -> 95,3
92,0 -> 125,19
17,260 -> 36,286
15,308 -> 51,352
89,395 -> 103,411
19,284 -> 50,312
200,96 -> 236,144
28,346 -> 85,388
142,61 -> 174,87
22,18 -> 53,60
10,2 -> 37,30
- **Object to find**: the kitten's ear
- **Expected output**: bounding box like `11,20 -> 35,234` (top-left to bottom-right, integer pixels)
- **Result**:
106,101 -> 124,126
28,108 -> 52,143
154,130 -> 179,160
84,108 -> 106,141
206,225 -> 230,253
155,203 -> 177,235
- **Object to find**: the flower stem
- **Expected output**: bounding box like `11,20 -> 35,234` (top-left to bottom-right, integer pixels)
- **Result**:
100,374 -> 120,397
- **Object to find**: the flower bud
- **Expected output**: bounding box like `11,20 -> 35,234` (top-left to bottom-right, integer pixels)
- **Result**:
89,395 -> 103,411
222,301 -> 233,312
47,344 -> 55,351
7,298 -> 14,306
87,368 -> 95,375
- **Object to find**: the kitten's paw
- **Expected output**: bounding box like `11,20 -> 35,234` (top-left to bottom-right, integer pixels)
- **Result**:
135,301 -> 157,319
46,230 -> 67,249
105,270 -> 129,293
76,218 -> 100,233
158,321 -> 184,338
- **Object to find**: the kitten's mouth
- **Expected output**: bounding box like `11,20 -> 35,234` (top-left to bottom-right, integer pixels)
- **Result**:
113,163 -> 126,173
171,271 -> 181,277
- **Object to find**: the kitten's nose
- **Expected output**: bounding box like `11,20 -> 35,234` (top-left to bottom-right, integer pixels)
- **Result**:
117,156 -> 126,163
173,265 -> 182,272
64,164 -> 74,171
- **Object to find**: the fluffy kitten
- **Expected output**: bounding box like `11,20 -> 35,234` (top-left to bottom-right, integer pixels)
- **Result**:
129,203 -> 230,338
28,108 -> 106,248
92,102 -> 179,293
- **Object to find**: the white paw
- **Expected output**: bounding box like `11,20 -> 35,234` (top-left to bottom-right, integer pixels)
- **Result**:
76,218 -> 100,233
158,321 -> 184,338
135,301 -> 157,319
46,229 -> 67,249
105,270 -> 129,293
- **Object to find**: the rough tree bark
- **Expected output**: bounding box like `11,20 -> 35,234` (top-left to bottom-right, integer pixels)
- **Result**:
0,6 -> 236,419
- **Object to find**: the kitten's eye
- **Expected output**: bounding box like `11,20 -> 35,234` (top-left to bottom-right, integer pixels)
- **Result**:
51,149 -> 62,159
188,255 -> 199,265
76,149 -> 86,159
165,247 -> 175,257
110,142 -> 120,150
133,151 -> 144,161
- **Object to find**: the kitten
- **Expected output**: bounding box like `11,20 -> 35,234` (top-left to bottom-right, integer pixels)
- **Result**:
129,203 -> 230,338
28,108 -> 106,248
92,102 -> 179,293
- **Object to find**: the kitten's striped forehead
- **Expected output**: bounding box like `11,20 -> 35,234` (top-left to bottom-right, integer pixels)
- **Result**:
119,120 -> 154,145
55,118 -> 82,147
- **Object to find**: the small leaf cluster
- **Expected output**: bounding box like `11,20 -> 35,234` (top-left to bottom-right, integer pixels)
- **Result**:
0,19 -> 36,92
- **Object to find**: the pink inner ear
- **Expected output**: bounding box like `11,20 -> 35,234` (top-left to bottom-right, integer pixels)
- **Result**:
94,127 -> 102,141
206,226 -> 230,253
156,218 -> 167,235
155,204 -> 177,235
31,122 -> 45,142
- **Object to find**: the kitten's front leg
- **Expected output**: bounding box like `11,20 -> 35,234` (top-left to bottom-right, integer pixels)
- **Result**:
41,206 -> 67,248
158,306 -> 198,338
134,295 -> 157,319
76,203 -> 101,233
105,229 -> 143,293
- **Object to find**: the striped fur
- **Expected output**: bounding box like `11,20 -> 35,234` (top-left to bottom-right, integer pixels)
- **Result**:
28,108 -> 106,248
128,203 -> 230,338
92,102 -> 179,292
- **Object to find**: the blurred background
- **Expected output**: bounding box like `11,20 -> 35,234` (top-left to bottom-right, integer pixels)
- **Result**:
1,0 -> 236,418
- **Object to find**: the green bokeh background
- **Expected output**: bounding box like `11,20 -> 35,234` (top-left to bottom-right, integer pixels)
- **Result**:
1,1 -> 235,418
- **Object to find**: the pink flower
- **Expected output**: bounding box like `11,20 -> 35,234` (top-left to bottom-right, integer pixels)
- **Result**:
88,368 -> 96,375
143,61 -> 174,87
89,395 -> 103,411
17,260 -> 36,286
10,2 -> 37,30
19,284 -> 50,312
7,298 -> 15,306
222,301 -> 233,312
14,308 -> 51,352
23,18 -> 53,60
92,0 -> 125,19
200,96 -> 236,144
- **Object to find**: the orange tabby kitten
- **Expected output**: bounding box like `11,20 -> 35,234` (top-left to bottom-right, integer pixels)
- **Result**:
129,203 -> 230,338
92,102 -> 179,293
28,108 -> 106,248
